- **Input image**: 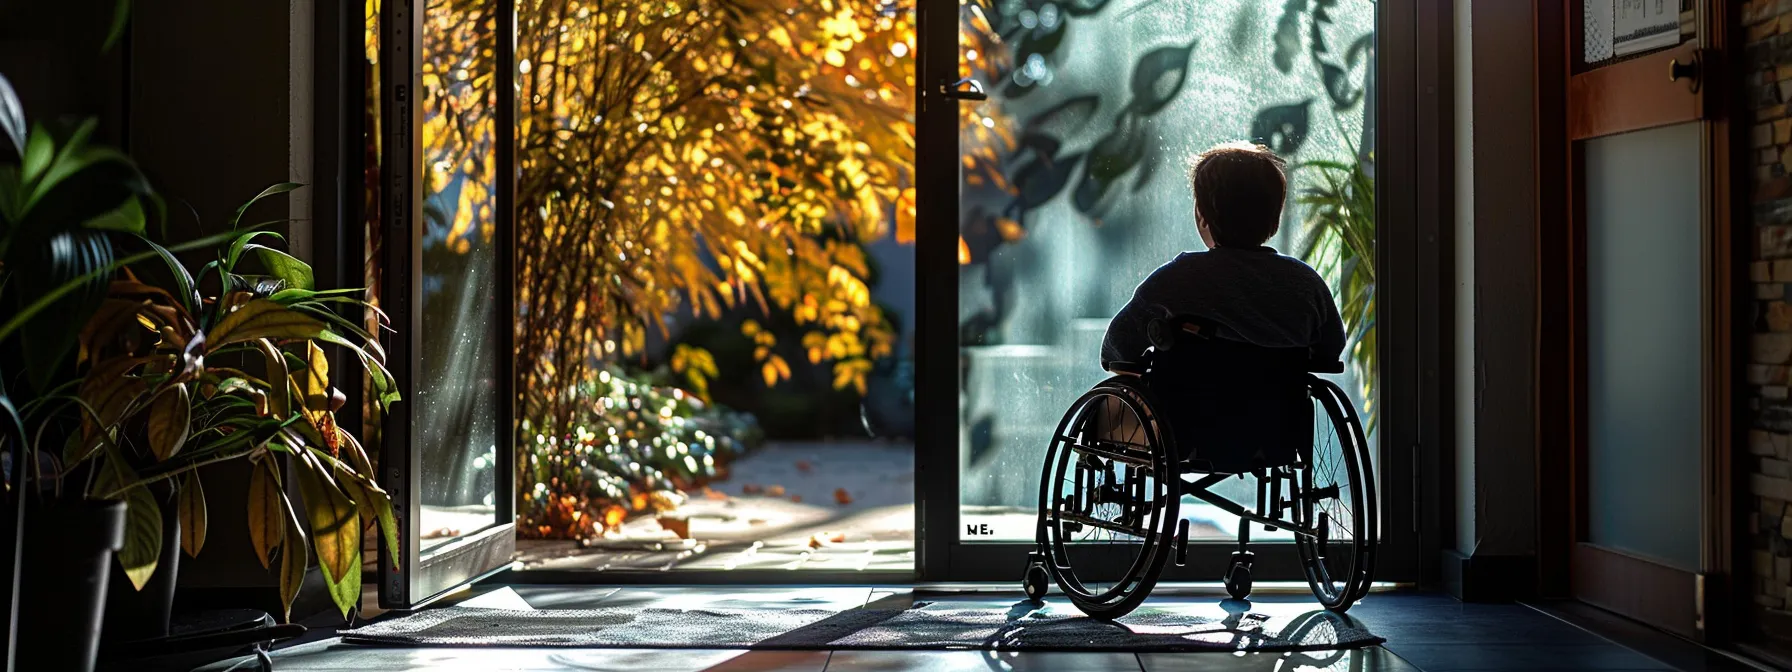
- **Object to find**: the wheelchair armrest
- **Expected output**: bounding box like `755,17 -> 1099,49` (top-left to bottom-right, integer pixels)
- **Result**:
1105,361 -> 1147,376
1309,360 -> 1346,374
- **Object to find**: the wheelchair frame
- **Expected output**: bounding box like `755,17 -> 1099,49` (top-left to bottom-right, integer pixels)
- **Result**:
1021,355 -> 1377,620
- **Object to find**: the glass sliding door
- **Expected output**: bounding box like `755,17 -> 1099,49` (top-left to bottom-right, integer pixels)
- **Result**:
918,0 -> 1402,581
377,0 -> 518,607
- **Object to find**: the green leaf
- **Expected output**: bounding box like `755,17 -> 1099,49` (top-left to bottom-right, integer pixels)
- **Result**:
85,196 -> 146,234
230,183 -> 303,229
0,74 -> 24,162
20,123 -> 53,183
225,230 -> 285,274
179,471 -> 207,557
266,287 -> 366,305
10,229 -> 115,392
136,235 -> 200,314
248,244 -> 315,291
0,224 -> 252,346
103,0 -> 132,53
317,331 -> 400,410
205,299 -> 327,350
118,485 -> 163,590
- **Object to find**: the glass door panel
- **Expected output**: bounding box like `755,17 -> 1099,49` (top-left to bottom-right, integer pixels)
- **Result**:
955,0 -> 1377,545
1583,121 -> 1702,571
418,0 -> 506,552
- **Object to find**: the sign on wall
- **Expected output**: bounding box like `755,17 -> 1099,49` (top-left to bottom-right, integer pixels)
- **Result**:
1585,0 -> 1683,64
1612,0 -> 1681,57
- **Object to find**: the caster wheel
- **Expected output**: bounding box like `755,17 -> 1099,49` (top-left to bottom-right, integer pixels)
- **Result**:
1023,563 -> 1051,603
1224,552 -> 1254,600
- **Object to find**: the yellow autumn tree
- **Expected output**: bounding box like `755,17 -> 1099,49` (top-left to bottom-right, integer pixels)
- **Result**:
508,0 -> 914,426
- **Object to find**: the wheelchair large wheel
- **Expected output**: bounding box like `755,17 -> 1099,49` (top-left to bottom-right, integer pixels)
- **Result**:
1036,377 -> 1180,620
1294,377 -> 1378,611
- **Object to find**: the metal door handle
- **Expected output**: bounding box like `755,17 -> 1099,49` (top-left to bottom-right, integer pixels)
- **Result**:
940,78 -> 988,101
1669,56 -> 1699,90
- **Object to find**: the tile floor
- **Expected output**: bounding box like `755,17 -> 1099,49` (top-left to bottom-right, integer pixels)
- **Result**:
194,586 -> 1754,671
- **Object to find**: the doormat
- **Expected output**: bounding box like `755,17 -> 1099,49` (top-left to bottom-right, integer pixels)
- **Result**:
341,601 -> 1382,653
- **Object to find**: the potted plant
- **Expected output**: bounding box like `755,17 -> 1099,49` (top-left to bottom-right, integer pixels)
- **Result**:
1,71 -> 400,669
71,200 -> 402,635
0,69 -> 171,672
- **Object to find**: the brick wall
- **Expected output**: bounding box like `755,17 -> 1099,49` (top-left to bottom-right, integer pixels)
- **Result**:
1745,0 -> 1792,647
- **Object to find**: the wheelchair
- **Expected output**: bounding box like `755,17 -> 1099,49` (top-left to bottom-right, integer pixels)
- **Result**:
1020,316 -> 1377,619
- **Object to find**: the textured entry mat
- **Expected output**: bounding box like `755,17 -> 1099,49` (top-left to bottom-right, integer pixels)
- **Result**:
341,600 -> 1383,652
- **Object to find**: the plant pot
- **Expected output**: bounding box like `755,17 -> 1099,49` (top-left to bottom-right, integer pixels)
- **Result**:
15,498 -> 126,672
102,485 -> 179,644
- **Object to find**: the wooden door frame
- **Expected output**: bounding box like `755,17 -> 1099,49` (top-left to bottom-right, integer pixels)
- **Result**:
1535,0 -> 1736,643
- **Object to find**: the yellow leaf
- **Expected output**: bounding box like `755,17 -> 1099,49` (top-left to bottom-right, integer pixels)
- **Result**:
895,188 -> 916,244
958,236 -> 971,264
291,341 -> 340,453
761,362 -> 778,387
278,490 -> 308,623
180,472 -> 207,558
258,340 -> 291,419
248,460 -> 284,569
147,383 -> 190,461
206,300 -> 327,351
294,456 -> 361,616
118,486 -> 162,591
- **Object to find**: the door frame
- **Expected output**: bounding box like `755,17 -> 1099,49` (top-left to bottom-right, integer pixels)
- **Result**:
1535,0 -> 1735,642
912,0 -> 1437,584
374,0 -> 519,609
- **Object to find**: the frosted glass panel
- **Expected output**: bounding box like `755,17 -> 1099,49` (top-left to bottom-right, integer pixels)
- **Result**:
1584,121 -> 1701,571
955,0 -> 1376,541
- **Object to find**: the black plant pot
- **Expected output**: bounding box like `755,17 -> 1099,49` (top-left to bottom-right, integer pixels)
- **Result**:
15,499 -> 126,672
102,486 -> 180,645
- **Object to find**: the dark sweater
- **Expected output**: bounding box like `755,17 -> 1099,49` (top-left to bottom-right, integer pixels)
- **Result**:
1099,246 -> 1347,367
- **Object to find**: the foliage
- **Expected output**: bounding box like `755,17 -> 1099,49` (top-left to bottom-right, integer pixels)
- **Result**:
46,187 -> 397,622
493,0 -> 912,428
519,364 -> 761,539
1294,156 -> 1376,432
0,73 -> 161,394
3,67 -> 395,621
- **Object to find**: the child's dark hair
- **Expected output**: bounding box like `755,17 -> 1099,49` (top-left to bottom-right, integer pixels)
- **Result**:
1188,142 -> 1287,247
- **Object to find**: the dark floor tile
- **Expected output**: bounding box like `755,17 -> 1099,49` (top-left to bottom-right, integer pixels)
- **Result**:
824,650 -> 1141,672
1386,643 -> 1672,671
198,642 -> 830,671
1140,646 -> 1421,671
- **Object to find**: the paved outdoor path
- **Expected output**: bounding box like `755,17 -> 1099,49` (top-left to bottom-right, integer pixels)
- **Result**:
516,441 -> 917,572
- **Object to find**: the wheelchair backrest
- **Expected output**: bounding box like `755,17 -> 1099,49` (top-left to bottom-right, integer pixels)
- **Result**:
1141,321 -> 1313,473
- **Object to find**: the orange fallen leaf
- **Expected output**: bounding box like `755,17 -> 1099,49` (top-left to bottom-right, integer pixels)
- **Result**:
742,483 -> 763,494
748,518 -> 768,526
657,517 -> 691,540
790,494 -> 802,503
829,532 -> 847,543
834,488 -> 853,505
808,535 -> 825,549
703,488 -> 728,501
765,485 -> 786,497
795,460 -> 813,473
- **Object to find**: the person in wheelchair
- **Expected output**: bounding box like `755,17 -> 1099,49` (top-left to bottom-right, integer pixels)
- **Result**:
1023,142 -> 1376,619
1099,140 -> 1345,377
